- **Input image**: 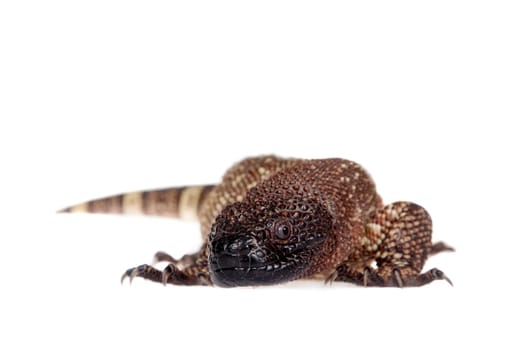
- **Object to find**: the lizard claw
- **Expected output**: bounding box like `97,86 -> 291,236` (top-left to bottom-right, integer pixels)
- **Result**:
430,268 -> 453,286
120,271 -> 129,285
393,269 -> 404,288
121,265 -> 142,285
324,270 -> 338,285
161,264 -> 177,286
363,267 -> 370,287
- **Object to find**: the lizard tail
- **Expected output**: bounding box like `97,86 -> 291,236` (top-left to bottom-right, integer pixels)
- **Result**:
58,185 -> 215,221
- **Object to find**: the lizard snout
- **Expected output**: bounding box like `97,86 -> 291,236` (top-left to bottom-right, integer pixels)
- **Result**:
208,235 -> 257,287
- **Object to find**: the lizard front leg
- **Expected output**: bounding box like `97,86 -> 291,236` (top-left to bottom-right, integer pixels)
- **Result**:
121,244 -> 211,286
332,202 -> 453,287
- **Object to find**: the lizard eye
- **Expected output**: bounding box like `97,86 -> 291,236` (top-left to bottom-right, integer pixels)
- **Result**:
274,221 -> 293,240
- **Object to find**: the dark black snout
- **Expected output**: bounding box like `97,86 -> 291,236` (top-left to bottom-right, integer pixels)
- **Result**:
209,235 -> 257,287
208,233 -> 303,287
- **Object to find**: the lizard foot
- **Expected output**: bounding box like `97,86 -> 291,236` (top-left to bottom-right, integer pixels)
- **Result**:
378,267 -> 453,287
330,264 -> 453,287
122,245 -> 211,286
121,264 -> 162,285
120,263 -> 208,286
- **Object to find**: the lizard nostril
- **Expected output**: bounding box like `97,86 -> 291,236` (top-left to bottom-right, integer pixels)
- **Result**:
227,242 -> 240,252
225,237 -> 252,255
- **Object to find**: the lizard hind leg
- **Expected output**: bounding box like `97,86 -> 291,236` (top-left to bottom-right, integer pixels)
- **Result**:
334,201 -> 453,287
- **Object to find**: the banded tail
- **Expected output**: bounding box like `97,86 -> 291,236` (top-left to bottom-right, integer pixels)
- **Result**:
58,185 -> 215,221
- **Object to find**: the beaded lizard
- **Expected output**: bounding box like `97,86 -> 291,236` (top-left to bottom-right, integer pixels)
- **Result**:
60,155 -> 453,287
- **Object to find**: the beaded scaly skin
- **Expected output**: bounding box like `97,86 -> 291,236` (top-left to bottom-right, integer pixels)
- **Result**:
60,156 -> 453,287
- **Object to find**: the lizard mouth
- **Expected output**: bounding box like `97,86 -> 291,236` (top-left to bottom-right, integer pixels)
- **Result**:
209,258 -> 299,287
208,235 -> 300,287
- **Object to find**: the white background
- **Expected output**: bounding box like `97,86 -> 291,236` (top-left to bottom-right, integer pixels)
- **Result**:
1,1 -> 524,349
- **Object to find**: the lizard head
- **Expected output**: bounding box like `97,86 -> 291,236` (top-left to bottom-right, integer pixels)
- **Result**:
208,192 -> 334,287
